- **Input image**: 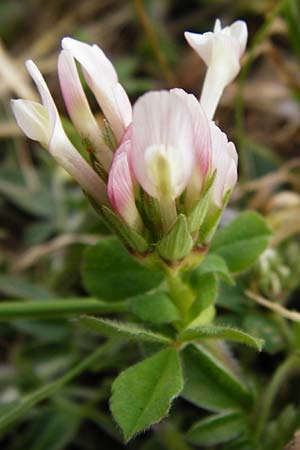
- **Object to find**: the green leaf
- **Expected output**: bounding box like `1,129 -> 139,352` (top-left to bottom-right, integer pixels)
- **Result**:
181,344 -> 253,412
82,238 -> 163,300
210,211 -> 271,272
195,254 -> 234,284
157,214 -> 193,261
130,291 -> 180,323
101,205 -> 148,253
79,316 -> 171,344
110,348 -> 183,441
187,411 -> 247,446
179,325 -> 263,351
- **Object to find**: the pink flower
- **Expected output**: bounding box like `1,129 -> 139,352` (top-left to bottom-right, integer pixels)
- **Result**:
108,90 -> 212,231
12,29 -> 242,253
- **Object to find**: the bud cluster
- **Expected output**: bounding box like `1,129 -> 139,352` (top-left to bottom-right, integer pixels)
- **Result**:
11,20 -> 247,267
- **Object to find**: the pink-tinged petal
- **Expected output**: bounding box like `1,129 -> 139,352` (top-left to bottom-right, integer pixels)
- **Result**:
21,60 -> 109,206
58,50 -> 112,171
185,19 -> 248,119
171,88 -> 212,208
108,139 -> 143,232
131,90 -> 194,200
171,88 -> 211,177
210,121 -> 238,207
11,99 -> 50,146
61,37 -> 132,142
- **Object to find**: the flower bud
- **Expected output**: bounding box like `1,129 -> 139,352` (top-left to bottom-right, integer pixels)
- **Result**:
58,49 -> 112,171
61,37 -> 132,142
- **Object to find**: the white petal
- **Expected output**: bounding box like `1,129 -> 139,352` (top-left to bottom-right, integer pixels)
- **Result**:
210,121 -> 238,206
11,99 -> 50,146
184,31 -> 214,66
61,37 -> 132,142
171,88 -> 212,208
214,19 -> 222,32
171,88 -> 211,175
185,20 -> 248,119
131,90 -> 194,199
229,21 -> 248,56
24,60 -> 109,205
108,139 -> 142,231
58,50 -> 112,171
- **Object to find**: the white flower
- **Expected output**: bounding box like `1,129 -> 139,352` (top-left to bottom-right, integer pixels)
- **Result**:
11,60 -> 108,205
185,19 -> 247,119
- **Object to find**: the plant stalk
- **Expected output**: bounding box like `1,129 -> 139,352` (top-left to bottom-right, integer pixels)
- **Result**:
0,298 -> 128,320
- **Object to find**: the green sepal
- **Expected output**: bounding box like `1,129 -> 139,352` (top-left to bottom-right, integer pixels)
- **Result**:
137,189 -> 162,238
198,189 -> 231,244
187,172 -> 215,234
101,205 -> 149,254
102,118 -> 118,150
157,214 -> 193,261
88,146 -> 108,183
